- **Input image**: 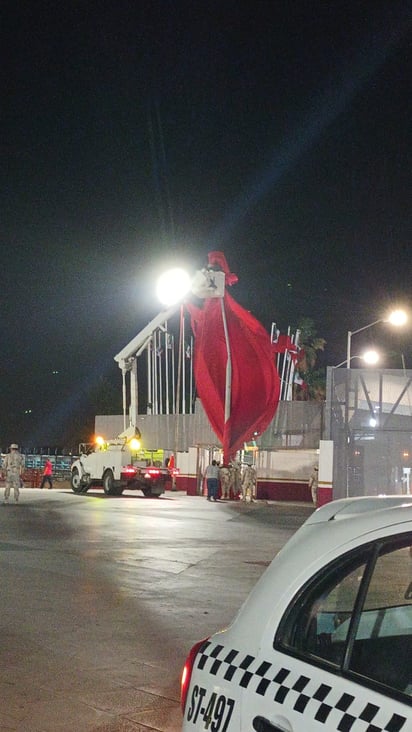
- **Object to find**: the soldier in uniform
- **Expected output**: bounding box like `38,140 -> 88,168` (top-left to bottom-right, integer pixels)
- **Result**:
219,465 -> 231,499
308,465 -> 319,506
230,461 -> 241,499
3,443 -> 25,504
241,465 -> 257,502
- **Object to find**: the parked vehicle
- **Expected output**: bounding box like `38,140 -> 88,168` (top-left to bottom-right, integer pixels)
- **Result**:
70,438 -> 171,497
181,496 -> 412,731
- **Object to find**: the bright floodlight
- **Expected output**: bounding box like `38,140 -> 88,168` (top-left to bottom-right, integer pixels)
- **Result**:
387,309 -> 407,327
156,268 -> 191,306
361,350 -> 379,365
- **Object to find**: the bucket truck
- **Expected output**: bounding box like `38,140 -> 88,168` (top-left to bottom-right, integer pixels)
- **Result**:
70,436 -> 172,497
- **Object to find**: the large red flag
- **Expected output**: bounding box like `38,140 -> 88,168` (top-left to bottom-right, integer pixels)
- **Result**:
187,254 -> 280,462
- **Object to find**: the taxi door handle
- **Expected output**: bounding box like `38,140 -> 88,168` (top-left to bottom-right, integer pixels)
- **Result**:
253,716 -> 291,732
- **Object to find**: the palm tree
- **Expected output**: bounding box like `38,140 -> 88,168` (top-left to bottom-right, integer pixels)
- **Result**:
294,318 -> 326,401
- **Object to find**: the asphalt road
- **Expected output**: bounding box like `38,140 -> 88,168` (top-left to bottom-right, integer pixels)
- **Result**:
0,487 -> 313,731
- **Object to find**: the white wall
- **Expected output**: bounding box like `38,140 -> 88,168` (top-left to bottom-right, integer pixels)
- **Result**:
256,449 -> 319,480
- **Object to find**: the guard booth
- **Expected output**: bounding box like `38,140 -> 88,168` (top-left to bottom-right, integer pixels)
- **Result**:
326,367 -> 412,499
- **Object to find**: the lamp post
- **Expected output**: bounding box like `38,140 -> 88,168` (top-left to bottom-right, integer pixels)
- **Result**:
338,350 -> 379,496
346,310 -> 407,369
334,350 -> 380,369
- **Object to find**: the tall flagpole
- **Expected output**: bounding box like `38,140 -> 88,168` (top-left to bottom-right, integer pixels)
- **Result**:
153,333 -> 158,413
165,323 -> 169,414
220,297 -> 232,463
182,309 -> 186,414
175,305 -> 184,414
158,330 -> 163,413
189,334 -> 194,413
171,334 -> 175,414
147,337 -> 152,413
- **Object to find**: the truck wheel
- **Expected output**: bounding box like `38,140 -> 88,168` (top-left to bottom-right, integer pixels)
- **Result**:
71,468 -> 84,494
142,487 -> 161,498
103,469 -> 116,495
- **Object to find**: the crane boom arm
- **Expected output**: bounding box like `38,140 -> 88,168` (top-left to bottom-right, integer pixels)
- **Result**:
114,304 -> 180,369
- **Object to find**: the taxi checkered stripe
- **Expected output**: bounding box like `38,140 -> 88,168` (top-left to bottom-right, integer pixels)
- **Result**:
196,641 -> 407,731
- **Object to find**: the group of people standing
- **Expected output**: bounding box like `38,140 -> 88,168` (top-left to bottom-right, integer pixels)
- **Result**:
2,444 -> 319,505
2,444 -> 53,504
204,459 -> 257,502
205,458 -> 319,505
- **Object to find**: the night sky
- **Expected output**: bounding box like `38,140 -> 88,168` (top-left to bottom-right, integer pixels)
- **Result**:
1,1 -> 411,449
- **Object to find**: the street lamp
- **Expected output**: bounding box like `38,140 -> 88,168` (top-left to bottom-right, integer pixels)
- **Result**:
334,349 -> 380,369
346,309 -> 407,369
156,268 -> 192,306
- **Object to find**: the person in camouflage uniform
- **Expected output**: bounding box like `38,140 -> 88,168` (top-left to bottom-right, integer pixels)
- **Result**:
308,465 -> 319,506
230,462 -> 242,499
3,443 -> 25,504
241,465 -> 257,502
219,465 -> 232,499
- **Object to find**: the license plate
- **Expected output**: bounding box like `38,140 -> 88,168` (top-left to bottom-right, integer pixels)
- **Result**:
186,685 -> 235,730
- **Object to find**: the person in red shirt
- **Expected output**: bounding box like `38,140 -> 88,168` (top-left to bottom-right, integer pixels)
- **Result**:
40,458 -> 53,489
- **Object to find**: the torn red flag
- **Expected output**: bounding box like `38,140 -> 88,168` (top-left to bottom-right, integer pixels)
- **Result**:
187,254 -> 280,462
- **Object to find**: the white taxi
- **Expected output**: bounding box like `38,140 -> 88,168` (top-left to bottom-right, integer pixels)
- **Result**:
181,497 -> 412,732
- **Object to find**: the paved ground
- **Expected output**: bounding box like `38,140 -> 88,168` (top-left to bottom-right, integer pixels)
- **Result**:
0,486 -> 313,731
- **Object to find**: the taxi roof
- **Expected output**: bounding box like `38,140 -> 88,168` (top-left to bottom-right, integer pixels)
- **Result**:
306,495 -> 412,524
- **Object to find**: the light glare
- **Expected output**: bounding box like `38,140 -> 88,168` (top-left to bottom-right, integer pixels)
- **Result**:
387,309 -> 407,327
361,350 -> 379,365
156,268 -> 191,306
